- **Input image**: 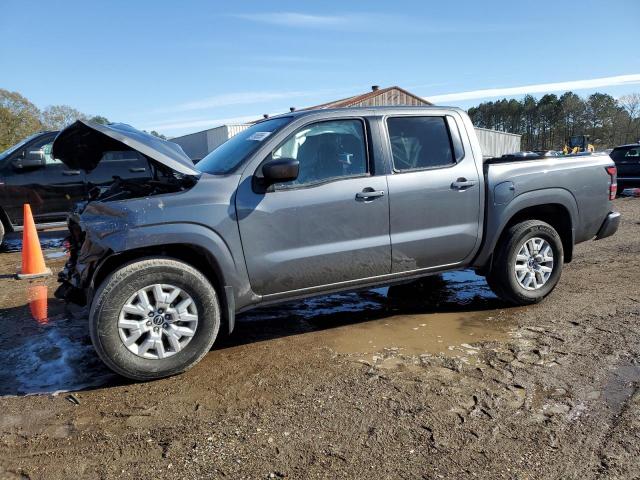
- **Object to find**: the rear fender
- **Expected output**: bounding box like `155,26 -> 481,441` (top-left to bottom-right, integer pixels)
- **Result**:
473,188 -> 578,269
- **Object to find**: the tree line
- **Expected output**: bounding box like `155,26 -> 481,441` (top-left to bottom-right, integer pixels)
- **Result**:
3,87 -> 640,154
0,88 -> 165,151
468,92 -> 640,151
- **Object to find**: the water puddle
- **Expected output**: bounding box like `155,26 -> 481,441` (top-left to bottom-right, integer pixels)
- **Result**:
0,285 -> 115,396
240,270 -> 513,358
319,310 -> 511,357
45,249 -> 68,260
0,231 -> 67,253
603,362 -> 640,414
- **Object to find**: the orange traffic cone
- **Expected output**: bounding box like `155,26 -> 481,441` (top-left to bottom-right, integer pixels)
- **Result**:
16,204 -> 52,279
28,284 -> 49,325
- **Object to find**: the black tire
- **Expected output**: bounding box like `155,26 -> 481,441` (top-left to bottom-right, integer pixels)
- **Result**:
89,257 -> 220,381
486,220 -> 564,306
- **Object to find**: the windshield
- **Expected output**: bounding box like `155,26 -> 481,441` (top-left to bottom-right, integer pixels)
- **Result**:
0,133 -> 43,161
568,136 -> 585,148
197,117 -> 292,174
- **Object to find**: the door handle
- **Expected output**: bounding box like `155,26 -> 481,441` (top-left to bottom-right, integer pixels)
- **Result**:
451,178 -> 477,190
129,167 -> 146,173
355,188 -> 385,200
62,170 -> 81,176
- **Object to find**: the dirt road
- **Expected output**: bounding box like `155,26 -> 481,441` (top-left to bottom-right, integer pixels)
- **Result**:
0,198 -> 639,479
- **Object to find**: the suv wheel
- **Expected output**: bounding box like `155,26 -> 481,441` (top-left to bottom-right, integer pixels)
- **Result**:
486,220 -> 564,305
89,257 -> 220,381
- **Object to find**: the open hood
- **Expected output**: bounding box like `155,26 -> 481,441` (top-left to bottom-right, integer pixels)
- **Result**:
52,120 -> 199,176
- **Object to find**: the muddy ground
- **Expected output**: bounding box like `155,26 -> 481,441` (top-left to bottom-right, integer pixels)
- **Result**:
0,198 -> 639,479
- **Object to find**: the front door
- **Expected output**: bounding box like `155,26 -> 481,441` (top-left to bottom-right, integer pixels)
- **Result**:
236,118 -> 391,295
384,115 -> 482,272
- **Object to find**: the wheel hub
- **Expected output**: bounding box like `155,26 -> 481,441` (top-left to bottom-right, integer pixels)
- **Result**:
514,237 -> 554,291
117,284 -> 198,360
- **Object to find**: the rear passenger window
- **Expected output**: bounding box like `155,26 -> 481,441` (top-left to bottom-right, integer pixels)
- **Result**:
387,116 -> 455,171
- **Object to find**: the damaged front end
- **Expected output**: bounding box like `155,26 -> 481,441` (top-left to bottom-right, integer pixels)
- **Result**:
53,120 -> 200,306
56,209 -> 107,306
55,201 -> 133,305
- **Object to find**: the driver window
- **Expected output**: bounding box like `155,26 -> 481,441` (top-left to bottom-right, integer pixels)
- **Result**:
271,119 -> 367,188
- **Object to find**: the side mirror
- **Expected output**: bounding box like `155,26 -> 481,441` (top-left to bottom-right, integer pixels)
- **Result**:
262,158 -> 299,185
12,149 -> 45,169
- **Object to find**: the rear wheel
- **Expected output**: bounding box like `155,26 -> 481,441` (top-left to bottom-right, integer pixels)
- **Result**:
486,220 -> 564,305
89,257 -> 220,381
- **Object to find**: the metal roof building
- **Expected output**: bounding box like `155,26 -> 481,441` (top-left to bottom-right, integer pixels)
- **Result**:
171,85 -> 521,161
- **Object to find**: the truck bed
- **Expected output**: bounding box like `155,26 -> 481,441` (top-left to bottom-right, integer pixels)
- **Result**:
472,152 -> 614,269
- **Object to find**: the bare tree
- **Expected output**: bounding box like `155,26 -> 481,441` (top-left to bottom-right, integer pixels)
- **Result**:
619,93 -> 640,141
41,105 -> 87,130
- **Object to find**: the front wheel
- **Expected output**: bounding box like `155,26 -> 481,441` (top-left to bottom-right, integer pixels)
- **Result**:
89,257 -> 220,381
486,220 -> 564,305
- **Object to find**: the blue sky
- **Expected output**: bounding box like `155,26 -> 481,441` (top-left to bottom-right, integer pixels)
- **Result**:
1,0 -> 639,137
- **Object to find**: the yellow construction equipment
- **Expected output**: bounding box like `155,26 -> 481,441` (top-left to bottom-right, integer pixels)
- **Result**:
563,135 -> 595,154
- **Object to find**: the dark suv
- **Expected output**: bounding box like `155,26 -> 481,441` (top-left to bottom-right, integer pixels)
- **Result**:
610,144 -> 640,194
0,130 -> 153,242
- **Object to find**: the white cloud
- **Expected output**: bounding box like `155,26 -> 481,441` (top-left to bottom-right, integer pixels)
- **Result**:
232,12 -> 532,33
143,115 -> 259,135
427,74 -> 640,103
232,12 -> 347,28
158,86 -> 361,114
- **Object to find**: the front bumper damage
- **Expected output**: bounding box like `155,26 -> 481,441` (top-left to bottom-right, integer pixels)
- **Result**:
56,227 -> 108,306
55,203 -> 129,306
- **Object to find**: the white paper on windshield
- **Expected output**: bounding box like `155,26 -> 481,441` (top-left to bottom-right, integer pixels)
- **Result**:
247,131 -> 272,141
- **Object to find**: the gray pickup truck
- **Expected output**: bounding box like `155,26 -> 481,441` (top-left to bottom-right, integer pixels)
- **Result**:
53,107 -> 620,380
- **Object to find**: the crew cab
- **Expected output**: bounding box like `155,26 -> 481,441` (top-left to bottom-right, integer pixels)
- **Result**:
53,107 -> 620,381
0,130 -> 153,243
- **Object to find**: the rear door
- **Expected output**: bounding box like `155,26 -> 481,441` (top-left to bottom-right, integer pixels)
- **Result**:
384,115 -> 482,272
236,117 -> 391,295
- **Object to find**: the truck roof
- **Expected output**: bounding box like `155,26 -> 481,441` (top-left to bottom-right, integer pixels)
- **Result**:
263,105 -> 465,122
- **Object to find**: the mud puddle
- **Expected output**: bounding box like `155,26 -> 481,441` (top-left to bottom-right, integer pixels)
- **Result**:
239,270 -> 514,360
0,279 -> 115,397
603,362 -> 640,414
319,310 -> 512,357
